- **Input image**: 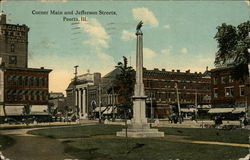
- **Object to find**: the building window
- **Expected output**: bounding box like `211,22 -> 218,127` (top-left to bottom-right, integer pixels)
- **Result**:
9,56 -> 17,64
229,75 -> 234,83
221,76 -> 227,84
239,86 -> 245,96
213,77 -> 218,85
30,77 -> 34,86
11,44 -> 15,52
225,87 -> 234,97
214,88 -> 218,98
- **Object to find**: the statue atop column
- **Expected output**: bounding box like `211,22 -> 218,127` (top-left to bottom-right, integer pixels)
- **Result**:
136,21 -> 143,31
116,21 -> 164,137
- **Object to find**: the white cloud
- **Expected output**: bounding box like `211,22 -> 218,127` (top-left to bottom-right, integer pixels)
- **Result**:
161,49 -> 169,55
163,24 -> 171,29
132,8 -> 159,27
144,48 -> 157,59
80,18 -> 110,49
245,0 -> 250,6
180,48 -> 188,54
121,30 -> 136,41
83,39 -> 109,49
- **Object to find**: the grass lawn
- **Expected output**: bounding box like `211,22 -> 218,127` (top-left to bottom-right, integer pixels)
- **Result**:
0,135 -> 15,150
158,127 -> 249,144
28,125 -> 249,160
28,125 -> 124,138
63,138 -> 248,160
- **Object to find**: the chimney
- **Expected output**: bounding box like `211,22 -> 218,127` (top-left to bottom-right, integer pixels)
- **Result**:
177,69 -> 180,72
154,68 -> 159,71
162,69 -> 166,72
41,67 -> 44,69
186,70 -> 190,73
172,69 -> 175,72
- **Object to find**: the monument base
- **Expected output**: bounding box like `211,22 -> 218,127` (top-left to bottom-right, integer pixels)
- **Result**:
116,123 -> 164,138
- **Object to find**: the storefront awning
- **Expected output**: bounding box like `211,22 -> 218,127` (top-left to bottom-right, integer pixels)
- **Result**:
180,108 -> 198,113
232,107 -> 246,114
5,105 -> 24,116
94,106 -> 117,114
30,105 -> 49,115
208,108 -> 234,113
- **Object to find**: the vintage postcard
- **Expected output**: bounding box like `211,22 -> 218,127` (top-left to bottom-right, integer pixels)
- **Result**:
0,0 -> 249,160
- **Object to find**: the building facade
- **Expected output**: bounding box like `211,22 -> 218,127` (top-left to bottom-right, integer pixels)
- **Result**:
0,12 -> 52,121
209,65 -> 248,118
66,72 -> 101,120
0,13 -> 29,68
143,68 -> 211,118
0,67 -> 52,118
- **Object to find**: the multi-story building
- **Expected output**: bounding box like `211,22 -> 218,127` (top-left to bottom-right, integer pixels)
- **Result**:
95,67 -> 211,119
0,66 -> 52,119
0,12 -> 52,121
209,64 -> 248,119
143,68 -> 211,118
0,12 -> 29,68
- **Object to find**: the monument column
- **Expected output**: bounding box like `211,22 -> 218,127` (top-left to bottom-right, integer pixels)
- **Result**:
116,21 -> 164,137
132,29 -> 148,125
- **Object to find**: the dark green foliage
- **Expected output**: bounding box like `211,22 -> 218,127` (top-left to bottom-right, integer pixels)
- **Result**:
214,21 -> 250,80
214,23 -> 237,64
114,56 -> 135,117
214,21 -> 250,66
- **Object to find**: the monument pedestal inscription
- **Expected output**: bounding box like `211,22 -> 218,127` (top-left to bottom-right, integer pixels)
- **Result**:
116,21 -> 164,138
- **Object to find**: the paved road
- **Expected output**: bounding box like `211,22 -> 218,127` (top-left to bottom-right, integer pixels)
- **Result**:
0,128 -> 77,160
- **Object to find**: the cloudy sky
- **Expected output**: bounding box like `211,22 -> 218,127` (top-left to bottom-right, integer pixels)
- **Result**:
2,0 -> 249,94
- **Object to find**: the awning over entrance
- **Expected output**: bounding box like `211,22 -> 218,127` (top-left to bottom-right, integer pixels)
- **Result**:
94,106 -> 117,114
232,107 -> 246,114
208,108 -> 234,113
30,105 -> 49,115
180,108 -> 198,113
5,105 -> 24,116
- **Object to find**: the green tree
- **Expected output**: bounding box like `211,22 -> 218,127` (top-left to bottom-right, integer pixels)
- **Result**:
214,21 -> 250,80
114,56 -> 135,118
214,23 -> 237,65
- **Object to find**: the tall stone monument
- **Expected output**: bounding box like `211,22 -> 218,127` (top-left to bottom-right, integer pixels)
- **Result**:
116,21 -> 164,137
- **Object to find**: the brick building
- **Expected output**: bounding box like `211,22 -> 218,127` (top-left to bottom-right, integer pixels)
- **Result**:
0,12 -> 29,68
0,67 -> 51,119
0,12 -> 52,121
209,64 -> 248,118
143,68 -> 211,118
92,67 -> 211,119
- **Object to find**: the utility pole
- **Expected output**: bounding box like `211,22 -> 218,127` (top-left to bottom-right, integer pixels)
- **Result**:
175,82 -> 181,121
98,83 -> 102,123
